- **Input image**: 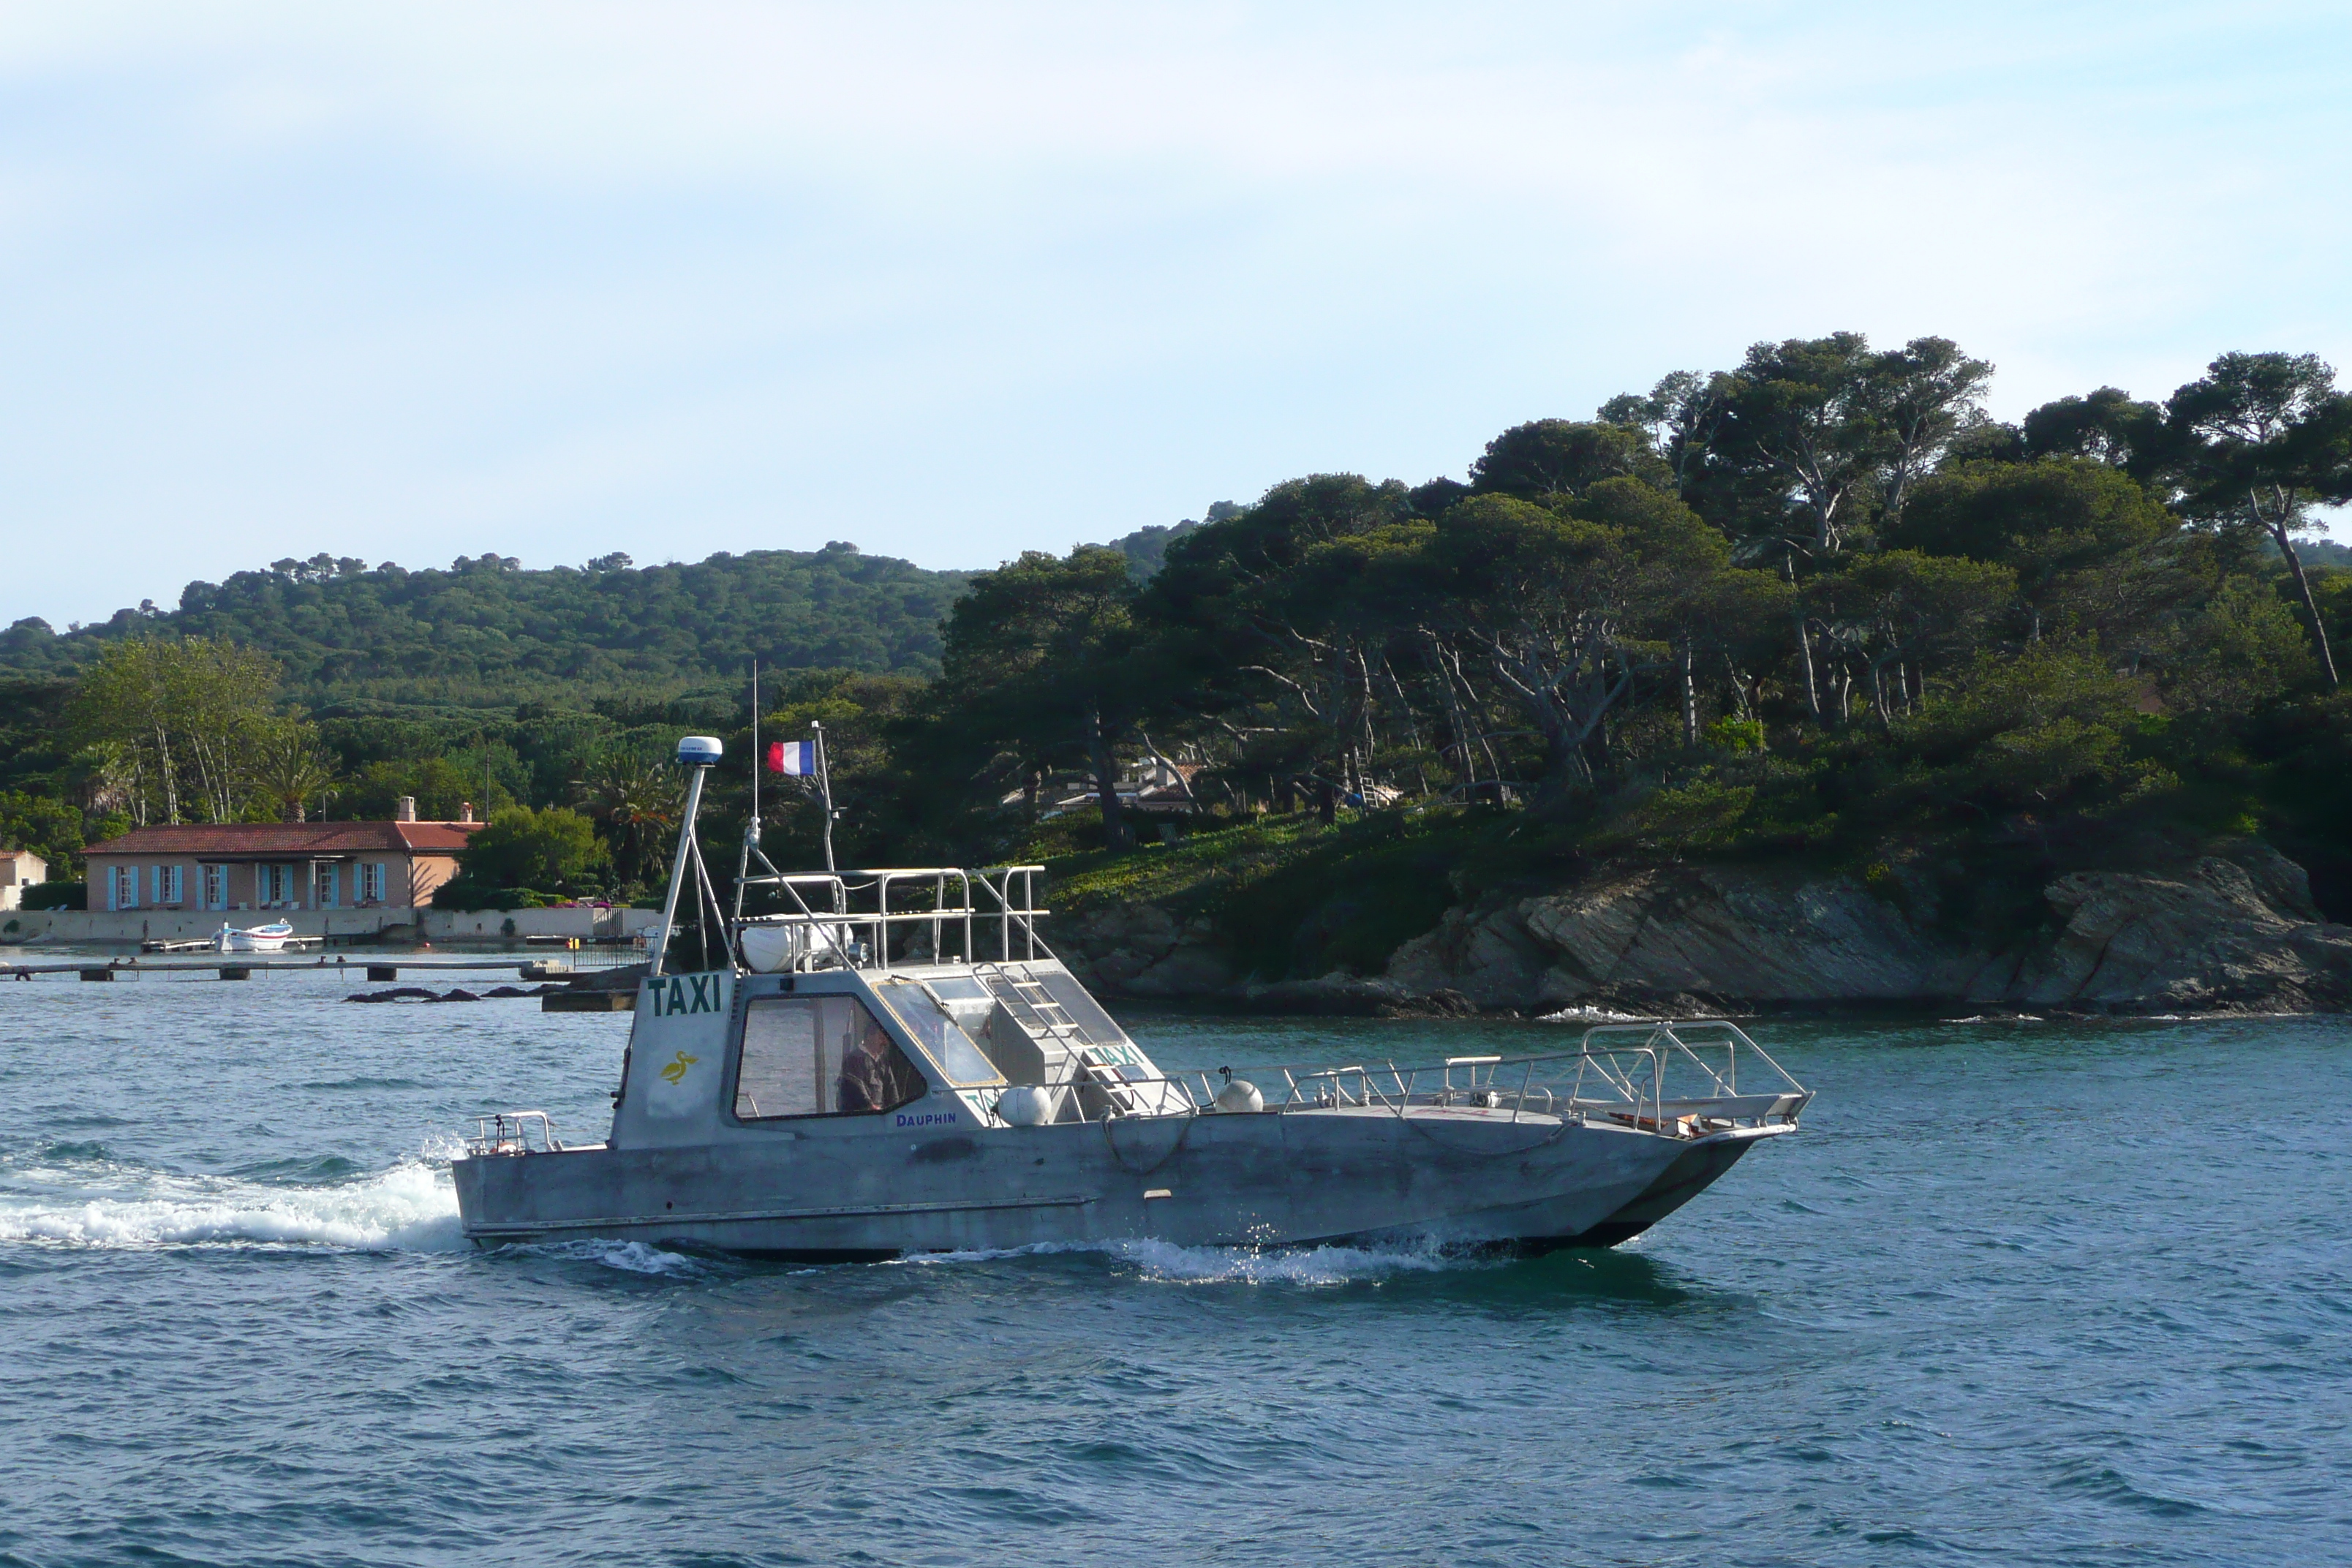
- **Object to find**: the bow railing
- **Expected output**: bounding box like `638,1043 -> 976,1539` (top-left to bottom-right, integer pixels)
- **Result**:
1177,1019 -> 1808,1137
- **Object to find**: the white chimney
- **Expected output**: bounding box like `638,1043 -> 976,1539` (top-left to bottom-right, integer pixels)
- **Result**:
396,796 -> 418,822
459,802 -> 475,823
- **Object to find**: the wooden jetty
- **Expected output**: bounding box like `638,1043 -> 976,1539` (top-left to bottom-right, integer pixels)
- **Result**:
2,955 -> 588,983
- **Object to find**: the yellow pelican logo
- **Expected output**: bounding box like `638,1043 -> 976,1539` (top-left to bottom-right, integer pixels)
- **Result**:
660,1050 -> 698,1085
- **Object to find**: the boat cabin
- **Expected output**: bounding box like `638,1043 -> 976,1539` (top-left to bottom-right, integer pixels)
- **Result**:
609,866 -> 1188,1153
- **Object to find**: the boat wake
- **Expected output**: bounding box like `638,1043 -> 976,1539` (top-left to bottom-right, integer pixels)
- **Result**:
493,1237 -> 709,1275
0,1146 -> 463,1252
1115,1235 -> 1490,1284
898,1235 -> 1492,1286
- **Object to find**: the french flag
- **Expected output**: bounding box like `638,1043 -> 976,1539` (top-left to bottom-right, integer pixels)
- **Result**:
766,739 -> 817,776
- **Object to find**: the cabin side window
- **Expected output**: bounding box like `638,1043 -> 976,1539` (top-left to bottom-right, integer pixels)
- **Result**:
734,995 -> 926,1121
874,982 -> 1009,1088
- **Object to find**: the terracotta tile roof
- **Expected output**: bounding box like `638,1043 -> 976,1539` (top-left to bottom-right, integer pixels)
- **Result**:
86,821 -> 486,859
391,822 -> 484,853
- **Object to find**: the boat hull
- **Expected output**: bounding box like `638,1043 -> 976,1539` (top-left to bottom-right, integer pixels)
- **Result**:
453,1109 -> 1786,1259
216,923 -> 295,953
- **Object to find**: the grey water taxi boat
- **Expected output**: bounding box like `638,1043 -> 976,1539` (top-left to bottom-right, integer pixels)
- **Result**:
452,736 -> 1811,1258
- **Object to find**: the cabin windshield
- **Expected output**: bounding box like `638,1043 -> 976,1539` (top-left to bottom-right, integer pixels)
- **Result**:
874,982 -> 1007,1088
734,995 -> 923,1120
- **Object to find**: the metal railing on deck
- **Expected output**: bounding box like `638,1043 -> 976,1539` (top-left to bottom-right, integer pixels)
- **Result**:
467,1110 -> 563,1156
970,1018 -> 1805,1138
734,865 -> 1053,972
1180,1019 -> 1809,1138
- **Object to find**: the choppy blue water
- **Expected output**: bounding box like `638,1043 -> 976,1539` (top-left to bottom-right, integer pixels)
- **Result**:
1,956 -> 2347,1567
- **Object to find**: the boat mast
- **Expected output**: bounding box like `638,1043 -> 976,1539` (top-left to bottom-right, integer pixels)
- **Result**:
652,735 -> 721,977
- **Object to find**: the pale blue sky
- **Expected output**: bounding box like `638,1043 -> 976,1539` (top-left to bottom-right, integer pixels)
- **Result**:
4,1 -> 2348,628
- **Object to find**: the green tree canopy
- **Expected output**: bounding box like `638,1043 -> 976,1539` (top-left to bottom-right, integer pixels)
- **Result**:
1469,421 -> 1663,506
1421,482 -> 1727,802
1686,333 -> 1989,562
1807,551 -> 2018,726
446,806 -> 607,905
2162,351 -> 2345,685
63,636 -> 282,824
2021,387 -> 2164,470
0,791 -> 83,881
1894,459 -> 2174,572
1891,458 -> 2178,640
937,547 -> 1148,848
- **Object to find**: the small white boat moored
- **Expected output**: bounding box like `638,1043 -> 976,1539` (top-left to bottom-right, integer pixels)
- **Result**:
214,921 -> 295,953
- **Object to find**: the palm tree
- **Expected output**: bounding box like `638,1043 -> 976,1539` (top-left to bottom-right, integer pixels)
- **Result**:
68,742 -> 143,822
245,722 -> 341,823
574,747 -> 682,889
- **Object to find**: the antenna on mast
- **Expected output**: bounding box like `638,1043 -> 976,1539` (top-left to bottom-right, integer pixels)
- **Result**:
811,719 -> 837,877
734,661 -> 758,925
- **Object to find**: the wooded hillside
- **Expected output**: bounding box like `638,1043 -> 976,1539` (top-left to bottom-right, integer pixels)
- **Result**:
5,334 -> 2351,950
0,544 -> 968,708
897,338 -> 2352,962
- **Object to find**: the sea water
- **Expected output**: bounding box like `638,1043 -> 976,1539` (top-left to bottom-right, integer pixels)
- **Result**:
1,956 -> 2346,1567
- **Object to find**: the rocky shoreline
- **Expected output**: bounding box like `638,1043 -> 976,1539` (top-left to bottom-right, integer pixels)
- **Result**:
1051,840 -> 2352,1018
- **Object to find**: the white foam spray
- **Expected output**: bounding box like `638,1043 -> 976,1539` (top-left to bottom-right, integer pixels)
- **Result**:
0,1156 -> 464,1252
1539,1004 -> 1651,1024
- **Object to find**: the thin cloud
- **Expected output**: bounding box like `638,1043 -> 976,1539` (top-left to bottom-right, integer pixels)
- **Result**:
2,1 -> 2347,625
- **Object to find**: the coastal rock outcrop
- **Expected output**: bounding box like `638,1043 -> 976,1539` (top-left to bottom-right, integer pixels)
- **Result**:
1054,902 -> 1237,999
1997,846 -> 2352,1011
1378,865 -> 1978,1011
1516,867 -> 1978,1006
1386,902 -> 1563,1009
1049,838 -> 2352,1016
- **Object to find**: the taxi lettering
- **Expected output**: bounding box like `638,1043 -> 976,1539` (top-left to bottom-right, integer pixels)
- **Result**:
646,973 -> 724,1017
